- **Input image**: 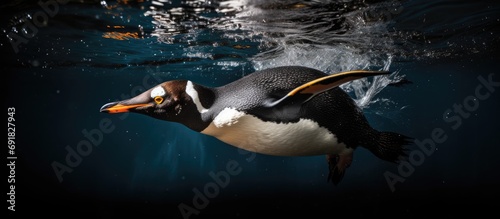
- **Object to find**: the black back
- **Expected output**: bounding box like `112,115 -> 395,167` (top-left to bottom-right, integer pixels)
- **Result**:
206,66 -> 375,148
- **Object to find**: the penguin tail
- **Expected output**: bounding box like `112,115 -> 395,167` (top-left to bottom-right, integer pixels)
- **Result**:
326,132 -> 410,185
368,131 -> 412,163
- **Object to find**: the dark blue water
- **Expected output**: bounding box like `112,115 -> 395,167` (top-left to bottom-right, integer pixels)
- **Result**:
3,0 -> 500,217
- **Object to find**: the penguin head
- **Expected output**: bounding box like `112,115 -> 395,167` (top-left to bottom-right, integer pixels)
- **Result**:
100,80 -> 211,131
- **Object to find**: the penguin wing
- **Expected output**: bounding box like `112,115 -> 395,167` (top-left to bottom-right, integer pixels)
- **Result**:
264,70 -> 390,107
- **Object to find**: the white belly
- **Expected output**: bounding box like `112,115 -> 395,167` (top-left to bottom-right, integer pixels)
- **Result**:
201,108 -> 349,156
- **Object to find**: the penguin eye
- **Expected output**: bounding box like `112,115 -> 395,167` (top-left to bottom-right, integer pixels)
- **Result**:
154,96 -> 164,104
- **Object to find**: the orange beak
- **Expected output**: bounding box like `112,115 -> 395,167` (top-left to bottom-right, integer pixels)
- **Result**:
100,102 -> 153,114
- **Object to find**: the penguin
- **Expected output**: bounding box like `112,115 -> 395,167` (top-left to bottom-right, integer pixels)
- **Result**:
100,66 -> 410,185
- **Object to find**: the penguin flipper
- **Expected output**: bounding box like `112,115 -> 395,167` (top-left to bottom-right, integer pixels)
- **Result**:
265,70 -> 390,107
326,153 -> 353,185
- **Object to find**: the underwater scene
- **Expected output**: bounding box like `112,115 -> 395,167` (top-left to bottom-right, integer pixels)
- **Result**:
3,0 -> 500,217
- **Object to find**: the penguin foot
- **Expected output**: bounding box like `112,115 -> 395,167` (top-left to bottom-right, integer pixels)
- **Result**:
326,153 -> 353,185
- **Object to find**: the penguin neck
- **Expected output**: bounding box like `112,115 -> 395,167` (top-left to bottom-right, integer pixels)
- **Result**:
185,81 -> 215,113
181,80 -> 216,131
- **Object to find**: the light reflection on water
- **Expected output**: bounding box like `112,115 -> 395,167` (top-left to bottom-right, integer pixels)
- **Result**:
144,0 -> 406,111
